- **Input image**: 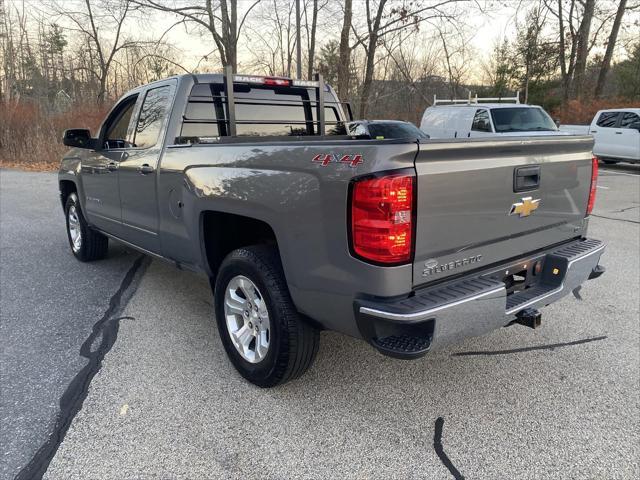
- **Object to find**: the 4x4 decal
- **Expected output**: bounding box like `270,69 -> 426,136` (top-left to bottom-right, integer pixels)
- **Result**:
313,153 -> 363,168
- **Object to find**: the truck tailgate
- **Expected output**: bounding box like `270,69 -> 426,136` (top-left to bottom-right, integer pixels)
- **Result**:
413,136 -> 594,287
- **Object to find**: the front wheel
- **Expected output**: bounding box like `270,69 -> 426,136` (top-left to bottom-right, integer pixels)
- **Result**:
213,245 -> 319,387
65,192 -> 109,261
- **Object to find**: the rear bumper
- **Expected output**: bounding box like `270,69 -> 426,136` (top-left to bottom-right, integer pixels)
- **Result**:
355,238 -> 605,359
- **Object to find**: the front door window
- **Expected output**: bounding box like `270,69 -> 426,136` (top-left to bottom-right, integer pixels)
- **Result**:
103,96 -> 138,149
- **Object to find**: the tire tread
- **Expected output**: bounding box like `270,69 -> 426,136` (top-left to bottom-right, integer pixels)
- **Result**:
214,245 -> 319,387
65,193 -> 108,262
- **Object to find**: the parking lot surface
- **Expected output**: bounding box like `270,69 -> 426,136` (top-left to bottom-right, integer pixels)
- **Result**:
0,170 -> 144,479
2,165 -> 639,479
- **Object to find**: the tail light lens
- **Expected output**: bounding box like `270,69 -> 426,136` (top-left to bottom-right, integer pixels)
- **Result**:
350,173 -> 415,264
587,156 -> 598,215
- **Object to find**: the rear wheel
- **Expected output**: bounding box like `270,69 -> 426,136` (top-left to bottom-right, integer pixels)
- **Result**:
65,193 -> 108,261
213,245 -> 319,387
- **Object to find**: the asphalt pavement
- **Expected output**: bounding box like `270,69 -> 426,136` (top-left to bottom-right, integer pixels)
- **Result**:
1,165 -> 639,479
0,170 -> 145,479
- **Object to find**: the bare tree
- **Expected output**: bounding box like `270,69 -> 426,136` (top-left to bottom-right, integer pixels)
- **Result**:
595,0 -> 627,97
513,6 -> 558,103
573,0 -> 595,98
351,0 -> 463,117
134,0 -> 260,72
49,0 -> 141,103
337,0 -> 352,100
482,38 -> 515,98
246,0 -> 297,77
304,0 -> 319,79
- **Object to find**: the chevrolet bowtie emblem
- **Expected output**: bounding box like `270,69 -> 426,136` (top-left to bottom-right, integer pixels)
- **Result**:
510,197 -> 540,217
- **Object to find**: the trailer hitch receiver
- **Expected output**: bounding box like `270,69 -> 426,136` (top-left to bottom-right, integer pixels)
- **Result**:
515,308 -> 542,329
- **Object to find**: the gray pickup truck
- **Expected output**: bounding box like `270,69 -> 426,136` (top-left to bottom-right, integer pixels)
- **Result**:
59,70 -> 605,387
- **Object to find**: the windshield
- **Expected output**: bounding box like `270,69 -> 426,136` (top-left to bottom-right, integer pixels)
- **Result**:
490,107 -> 557,133
368,122 -> 429,139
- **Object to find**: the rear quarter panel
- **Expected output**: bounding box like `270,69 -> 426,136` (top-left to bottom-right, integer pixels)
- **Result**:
158,140 -> 418,337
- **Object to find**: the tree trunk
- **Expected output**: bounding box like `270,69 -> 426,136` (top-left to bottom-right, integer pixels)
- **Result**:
337,0 -> 352,101
307,0 -> 318,79
357,0 -> 386,118
594,0 -> 627,97
295,0 -> 301,78
556,0 -> 570,101
358,33 -> 377,117
97,68 -> 108,105
573,0 -> 595,98
439,31 -> 455,99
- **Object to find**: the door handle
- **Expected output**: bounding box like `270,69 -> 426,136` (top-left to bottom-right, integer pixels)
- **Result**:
138,164 -> 154,174
590,130 -> 597,133
514,165 -> 541,192
107,162 -> 118,171
615,131 -> 623,134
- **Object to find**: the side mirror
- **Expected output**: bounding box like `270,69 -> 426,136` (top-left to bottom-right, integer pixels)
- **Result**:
554,118 -> 561,127
63,129 -> 96,149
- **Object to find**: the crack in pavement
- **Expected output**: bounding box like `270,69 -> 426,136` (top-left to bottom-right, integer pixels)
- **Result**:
15,255 -> 149,480
613,204 -> 640,213
451,335 -> 607,357
589,214 -> 639,224
434,417 -> 465,480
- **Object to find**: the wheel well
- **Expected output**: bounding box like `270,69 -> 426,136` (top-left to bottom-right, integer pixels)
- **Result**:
202,211 -> 278,276
59,180 -> 77,208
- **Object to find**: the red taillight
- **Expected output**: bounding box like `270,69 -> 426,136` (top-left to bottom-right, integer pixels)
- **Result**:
587,156 -> 598,215
350,174 -> 415,264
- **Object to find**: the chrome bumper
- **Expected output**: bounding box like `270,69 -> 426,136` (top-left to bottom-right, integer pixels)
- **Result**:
356,238 -> 605,356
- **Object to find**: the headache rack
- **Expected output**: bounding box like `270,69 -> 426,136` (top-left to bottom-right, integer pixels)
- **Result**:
217,66 -> 352,138
433,91 -> 520,106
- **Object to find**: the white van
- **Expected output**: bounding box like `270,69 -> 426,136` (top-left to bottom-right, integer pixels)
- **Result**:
420,95 -> 564,139
561,109 -> 640,164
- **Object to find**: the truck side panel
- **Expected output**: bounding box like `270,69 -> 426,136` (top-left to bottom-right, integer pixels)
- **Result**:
157,141 -> 417,337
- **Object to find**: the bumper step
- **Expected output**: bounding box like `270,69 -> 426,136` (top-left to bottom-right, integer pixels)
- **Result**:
372,333 -> 433,359
506,283 -> 557,311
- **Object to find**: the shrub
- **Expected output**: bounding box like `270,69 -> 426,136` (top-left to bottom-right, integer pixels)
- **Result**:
551,98 -> 639,125
0,101 -> 110,170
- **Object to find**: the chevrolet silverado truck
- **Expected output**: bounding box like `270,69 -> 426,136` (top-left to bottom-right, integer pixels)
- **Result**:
59,69 -> 606,387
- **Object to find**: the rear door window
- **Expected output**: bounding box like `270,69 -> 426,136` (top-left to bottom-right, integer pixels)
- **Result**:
620,112 -> 640,129
180,84 -> 225,142
471,109 -> 492,132
134,85 -> 175,148
596,111 -> 620,128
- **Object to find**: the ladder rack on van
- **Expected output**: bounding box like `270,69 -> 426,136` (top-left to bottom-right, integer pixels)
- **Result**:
433,91 -> 520,106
